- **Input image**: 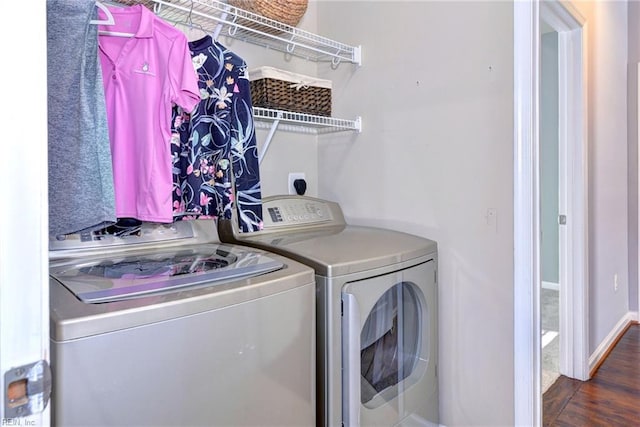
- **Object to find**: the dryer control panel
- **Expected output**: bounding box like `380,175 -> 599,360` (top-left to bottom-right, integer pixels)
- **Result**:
262,196 -> 339,229
264,199 -> 332,227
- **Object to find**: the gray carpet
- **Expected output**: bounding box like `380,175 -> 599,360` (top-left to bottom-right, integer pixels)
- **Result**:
542,288 -> 559,393
542,288 -> 559,331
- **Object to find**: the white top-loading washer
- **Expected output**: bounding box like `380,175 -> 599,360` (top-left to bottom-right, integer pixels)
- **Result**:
49,220 -> 316,426
219,195 -> 439,427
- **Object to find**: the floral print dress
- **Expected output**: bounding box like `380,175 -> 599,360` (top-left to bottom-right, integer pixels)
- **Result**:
172,36 -> 263,232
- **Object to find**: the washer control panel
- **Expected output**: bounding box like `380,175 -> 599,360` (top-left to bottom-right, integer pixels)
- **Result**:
263,198 -> 333,228
49,221 -> 196,251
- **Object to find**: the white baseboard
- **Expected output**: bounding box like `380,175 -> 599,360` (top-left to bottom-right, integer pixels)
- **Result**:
588,312 -> 635,375
631,311 -> 640,322
542,281 -> 559,291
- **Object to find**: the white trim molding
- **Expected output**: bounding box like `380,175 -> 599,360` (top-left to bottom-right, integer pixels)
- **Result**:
514,1 -> 540,425
554,15 -> 589,382
0,2 -> 50,424
542,281 -> 560,291
637,63 -> 640,323
588,313 -> 636,375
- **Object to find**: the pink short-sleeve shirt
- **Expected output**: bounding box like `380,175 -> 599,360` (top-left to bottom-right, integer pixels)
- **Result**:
98,5 -> 199,222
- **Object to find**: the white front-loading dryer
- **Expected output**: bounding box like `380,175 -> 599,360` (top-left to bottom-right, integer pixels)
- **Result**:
219,195 -> 438,427
49,220 -> 316,426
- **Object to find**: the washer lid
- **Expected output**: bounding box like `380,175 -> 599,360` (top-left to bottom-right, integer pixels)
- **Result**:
50,244 -> 283,303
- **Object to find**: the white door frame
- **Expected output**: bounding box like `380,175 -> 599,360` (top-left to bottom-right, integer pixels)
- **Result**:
514,2 -> 541,423
637,63 -> 640,322
544,1 -> 588,382
0,1 -> 50,424
514,0 -> 588,425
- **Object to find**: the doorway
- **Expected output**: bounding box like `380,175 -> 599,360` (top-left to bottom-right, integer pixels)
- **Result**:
514,0 -> 589,424
540,25 -> 560,395
539,0 -> 589,385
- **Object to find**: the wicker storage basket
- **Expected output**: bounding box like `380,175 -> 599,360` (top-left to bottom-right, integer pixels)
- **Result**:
249,67 -> 332,116
228,0 -> 308,34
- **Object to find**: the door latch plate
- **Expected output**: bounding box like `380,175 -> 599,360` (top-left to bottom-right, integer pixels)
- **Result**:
4,360 -> 51,419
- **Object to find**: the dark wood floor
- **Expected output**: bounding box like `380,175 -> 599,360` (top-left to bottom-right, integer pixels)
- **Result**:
543,323 -> 640,426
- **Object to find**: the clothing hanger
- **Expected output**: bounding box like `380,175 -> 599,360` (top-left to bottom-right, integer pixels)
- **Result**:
90,1 -> 114,25
92,1 -> 136,37
184,1 -> 209,36
211,17 -> 226,40
211,2 -> 233,40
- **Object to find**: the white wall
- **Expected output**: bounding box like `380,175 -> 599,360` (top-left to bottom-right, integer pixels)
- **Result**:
541,31 -> 560,284
571,1 -> 631,354
316,2 -> 514,425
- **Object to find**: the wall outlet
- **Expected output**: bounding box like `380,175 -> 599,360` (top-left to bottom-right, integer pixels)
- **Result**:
614,273 -> 619,292
288,172 -> 306,195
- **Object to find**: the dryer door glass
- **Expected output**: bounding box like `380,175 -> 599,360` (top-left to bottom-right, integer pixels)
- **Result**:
360,282 -> 422,405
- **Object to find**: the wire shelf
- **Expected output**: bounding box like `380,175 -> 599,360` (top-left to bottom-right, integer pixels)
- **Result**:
253,107 -> 362,134
109,1 -> 363,146
115,0 -> 361,65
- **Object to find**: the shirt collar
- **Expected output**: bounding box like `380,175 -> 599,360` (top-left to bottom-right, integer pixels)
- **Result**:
133,4 -> 154,39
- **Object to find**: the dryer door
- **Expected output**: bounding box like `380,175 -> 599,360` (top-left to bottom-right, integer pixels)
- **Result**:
342,260 -> 438,427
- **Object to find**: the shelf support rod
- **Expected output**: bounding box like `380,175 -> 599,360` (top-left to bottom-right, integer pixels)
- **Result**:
258,113 -> 283,164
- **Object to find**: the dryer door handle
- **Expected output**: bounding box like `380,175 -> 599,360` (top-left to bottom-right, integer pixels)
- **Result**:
341,292 -> 361,427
